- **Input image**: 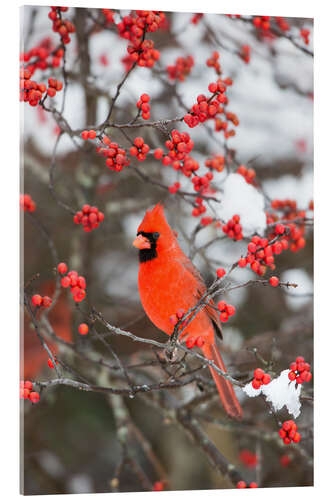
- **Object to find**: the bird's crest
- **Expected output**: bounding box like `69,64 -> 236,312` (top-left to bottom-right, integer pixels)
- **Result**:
137,203 -> 168,233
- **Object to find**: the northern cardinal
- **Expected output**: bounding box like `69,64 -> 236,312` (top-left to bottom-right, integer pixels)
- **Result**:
133,203 -> 242,419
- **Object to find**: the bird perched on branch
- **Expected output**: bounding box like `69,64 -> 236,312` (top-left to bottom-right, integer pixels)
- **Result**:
133,203 -> 242,419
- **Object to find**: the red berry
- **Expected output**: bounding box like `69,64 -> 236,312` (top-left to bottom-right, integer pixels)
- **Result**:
32,294 -> 42,307
196,336 -> 205,348
219,312 -> 229,323
269,276 -> 279,287
262,373 -> 271,385
24,381 -> 33,390
226,304 -> 236,316
47,358 -> 58,369
78,323 -> 89,335
275,223 -> 285,234
293,432 -> 301,443
29,392 -> 40,403
280,454 -> 291,467
42,296 -> 52,308
186,337 -> 196,349
253,368 -> 264,380
152,481 -> 164,491
216,268 -> 226,278
282,421 -> 292,431
22,388 -> 31,399
252,379 -> 262,390
61,276 -> 71,288
237,481 -> 247,489
57,262 -> 68,274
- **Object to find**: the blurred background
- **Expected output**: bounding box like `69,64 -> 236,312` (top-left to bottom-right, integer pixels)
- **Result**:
21,6 -> 313,494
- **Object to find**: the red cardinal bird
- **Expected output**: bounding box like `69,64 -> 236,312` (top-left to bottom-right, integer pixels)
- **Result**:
133,203 -> 242,419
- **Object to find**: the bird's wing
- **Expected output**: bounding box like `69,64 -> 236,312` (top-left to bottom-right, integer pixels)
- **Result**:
181,256 -> 223,339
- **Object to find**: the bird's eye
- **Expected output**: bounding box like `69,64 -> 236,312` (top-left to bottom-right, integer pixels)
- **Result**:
153,232 -> 160,240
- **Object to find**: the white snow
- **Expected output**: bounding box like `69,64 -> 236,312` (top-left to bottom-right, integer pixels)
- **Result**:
217,173 -> 267,236
243,369 -> 302,418
281,268 -> 313,311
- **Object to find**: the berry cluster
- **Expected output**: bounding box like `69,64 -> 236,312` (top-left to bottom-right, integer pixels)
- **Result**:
237,481 -> 258,489
48,7 -> 75,44
184,80 -> 227,128
78,323 -> 89,335
31,294 -> 52,308
205,154 -> 225,172
130,137 -> 150,161
275,16 -> 290,32
101,9 -> 115,25
117,11 -> 164,69
279,420 -> 301,445
239,449 -> 258,468
21,37 -> 64,73
154,130 -> 197,178
121,53 -> 135,72
167,55 -> 194,82
20,68 -> 46,106
186,335 -> 205,349
222,214 -> 243,241
191,172 -> 214,193
215,117 -> 237,139
73,204 -> 105,232
206,51 -> 221,75
252,15 -> 271,32
20,380 -> 40,403
240,45 -> 251,64
217,300 -> 236,323
127,38 -> 160,68
96,136 -> 130,172
300,28 -> 310,45
251,368 -> 271,389
200,216 -> 214,226
81,129 -> 97,140
47,77 -> 63,97
288,356 -> 312,384
191,197 -> 207,217
58,265 -> 86,302
137,93 -> 151,120
267,199 -> 306,252
20,193 -> 36,212
168,182 -> 181,194
238,234 -> 288,276
170,312 -> 206,348
169,308 -> 186,326
20,69 -> 63,105
236,164 -> 256,184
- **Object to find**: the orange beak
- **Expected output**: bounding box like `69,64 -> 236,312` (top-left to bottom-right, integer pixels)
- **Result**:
132,234 -> 151,250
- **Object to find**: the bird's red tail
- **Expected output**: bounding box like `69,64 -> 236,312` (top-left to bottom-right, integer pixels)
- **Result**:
202,342 -> 242,420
